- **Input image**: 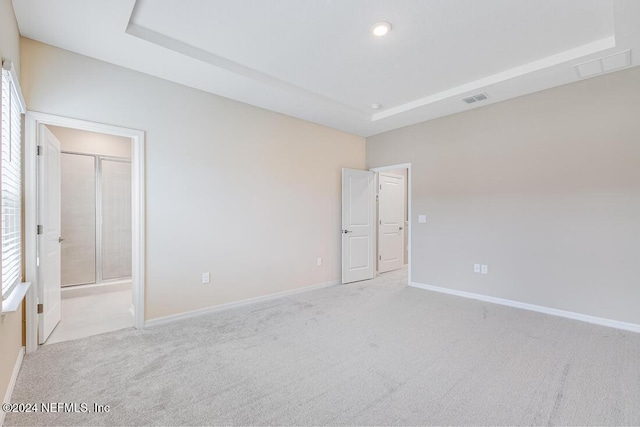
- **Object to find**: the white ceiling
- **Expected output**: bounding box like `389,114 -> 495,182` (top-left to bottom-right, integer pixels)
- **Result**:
12,0 -> 640,137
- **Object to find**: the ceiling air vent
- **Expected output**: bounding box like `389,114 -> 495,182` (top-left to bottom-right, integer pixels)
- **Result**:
575,50 -> 631,78
463,93 -> 488,104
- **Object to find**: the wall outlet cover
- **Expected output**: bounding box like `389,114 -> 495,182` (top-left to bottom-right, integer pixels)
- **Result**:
418,214 -> 427,223
474,264 -> 481,273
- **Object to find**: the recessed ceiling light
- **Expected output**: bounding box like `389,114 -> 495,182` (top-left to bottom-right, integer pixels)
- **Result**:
371,22 -> 391,37
372,103 -> 383,109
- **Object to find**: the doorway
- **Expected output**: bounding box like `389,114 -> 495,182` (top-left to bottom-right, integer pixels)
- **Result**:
376,169 -> 408,274
341,163 -> 412,285
45,125 -> 133,344
370,163 -> 411,283
24,113 -> 145,352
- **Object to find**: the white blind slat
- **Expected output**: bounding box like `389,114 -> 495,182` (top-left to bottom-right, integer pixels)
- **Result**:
1,69 -> 23,298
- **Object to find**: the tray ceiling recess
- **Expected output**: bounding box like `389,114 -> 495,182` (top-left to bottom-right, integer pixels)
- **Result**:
12,0 -> 640,136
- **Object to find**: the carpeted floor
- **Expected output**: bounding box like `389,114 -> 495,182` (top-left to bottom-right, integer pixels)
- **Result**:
5,268 -> 640,426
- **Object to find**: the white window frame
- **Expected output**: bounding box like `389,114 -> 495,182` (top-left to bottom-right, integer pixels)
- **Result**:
0,59 -> 28,314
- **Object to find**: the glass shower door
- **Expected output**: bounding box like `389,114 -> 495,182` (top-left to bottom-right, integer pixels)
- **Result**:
60,153 -> 132,286
100,159 -> 132,281
60,153 -> 96,286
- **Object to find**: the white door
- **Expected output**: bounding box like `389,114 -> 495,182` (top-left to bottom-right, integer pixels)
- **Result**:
342,168 -> 375,284
378,172 -> 405,273
38,125 -> 62,343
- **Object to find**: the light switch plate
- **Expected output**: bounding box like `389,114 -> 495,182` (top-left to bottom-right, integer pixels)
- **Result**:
481,265 -> 488,275
202,272 -> 211,284
418,214 -> 427,223
474,264 -> 481,273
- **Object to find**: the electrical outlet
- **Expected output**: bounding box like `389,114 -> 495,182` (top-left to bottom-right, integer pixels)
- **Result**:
474,264 -> 481,273
481,265 -> 488,275
202,272 -> 211,284
317,257 -> 322,266
418,214 -> 427,223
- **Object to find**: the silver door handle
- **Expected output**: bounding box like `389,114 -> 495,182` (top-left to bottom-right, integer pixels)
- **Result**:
58,237 -> 65,243
342,229 -> 353,234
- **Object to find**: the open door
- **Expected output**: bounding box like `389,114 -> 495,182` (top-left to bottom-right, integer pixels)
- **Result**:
341,168 -> 375,284
378,172 -> 405,273
38,125 -> 62,343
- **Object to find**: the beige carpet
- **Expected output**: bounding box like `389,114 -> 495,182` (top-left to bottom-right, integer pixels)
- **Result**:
5,268 -> 640,426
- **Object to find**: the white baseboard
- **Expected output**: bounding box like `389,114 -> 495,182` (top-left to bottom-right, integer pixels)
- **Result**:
1,346 -> 25,426
410,281 -> 640,333
145,279 -> 341,328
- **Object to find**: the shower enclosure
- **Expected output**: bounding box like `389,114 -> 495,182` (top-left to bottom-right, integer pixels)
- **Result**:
60,152 -> 132,287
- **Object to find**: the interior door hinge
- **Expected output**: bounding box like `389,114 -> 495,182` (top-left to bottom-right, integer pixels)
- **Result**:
37,224 -> 43,235
37,303 -> 44,314
379,255 -> 382,261
36,145 -> 43,156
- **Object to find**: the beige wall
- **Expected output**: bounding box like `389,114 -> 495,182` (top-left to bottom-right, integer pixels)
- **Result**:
21,38 -> 365,320
0,0 -> 23,406
0,0 -> 20,76
367,66 -> 640,325
48,125 -> 131,158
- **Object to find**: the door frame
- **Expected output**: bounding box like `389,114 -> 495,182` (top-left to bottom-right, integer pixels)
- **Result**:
24,111 -> 146,353
369,163 -> 412,284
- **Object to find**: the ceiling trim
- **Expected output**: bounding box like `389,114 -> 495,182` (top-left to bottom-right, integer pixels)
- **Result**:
13,0 -> 636,136
126,0 -> 370,119
372,36 -> 616,121
126,0 -> 617,125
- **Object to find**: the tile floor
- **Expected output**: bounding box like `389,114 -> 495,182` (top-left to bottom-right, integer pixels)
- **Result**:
44,289 -> 134,345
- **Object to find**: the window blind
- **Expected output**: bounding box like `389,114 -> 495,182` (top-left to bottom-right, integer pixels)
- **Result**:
1,68 -> 22,299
